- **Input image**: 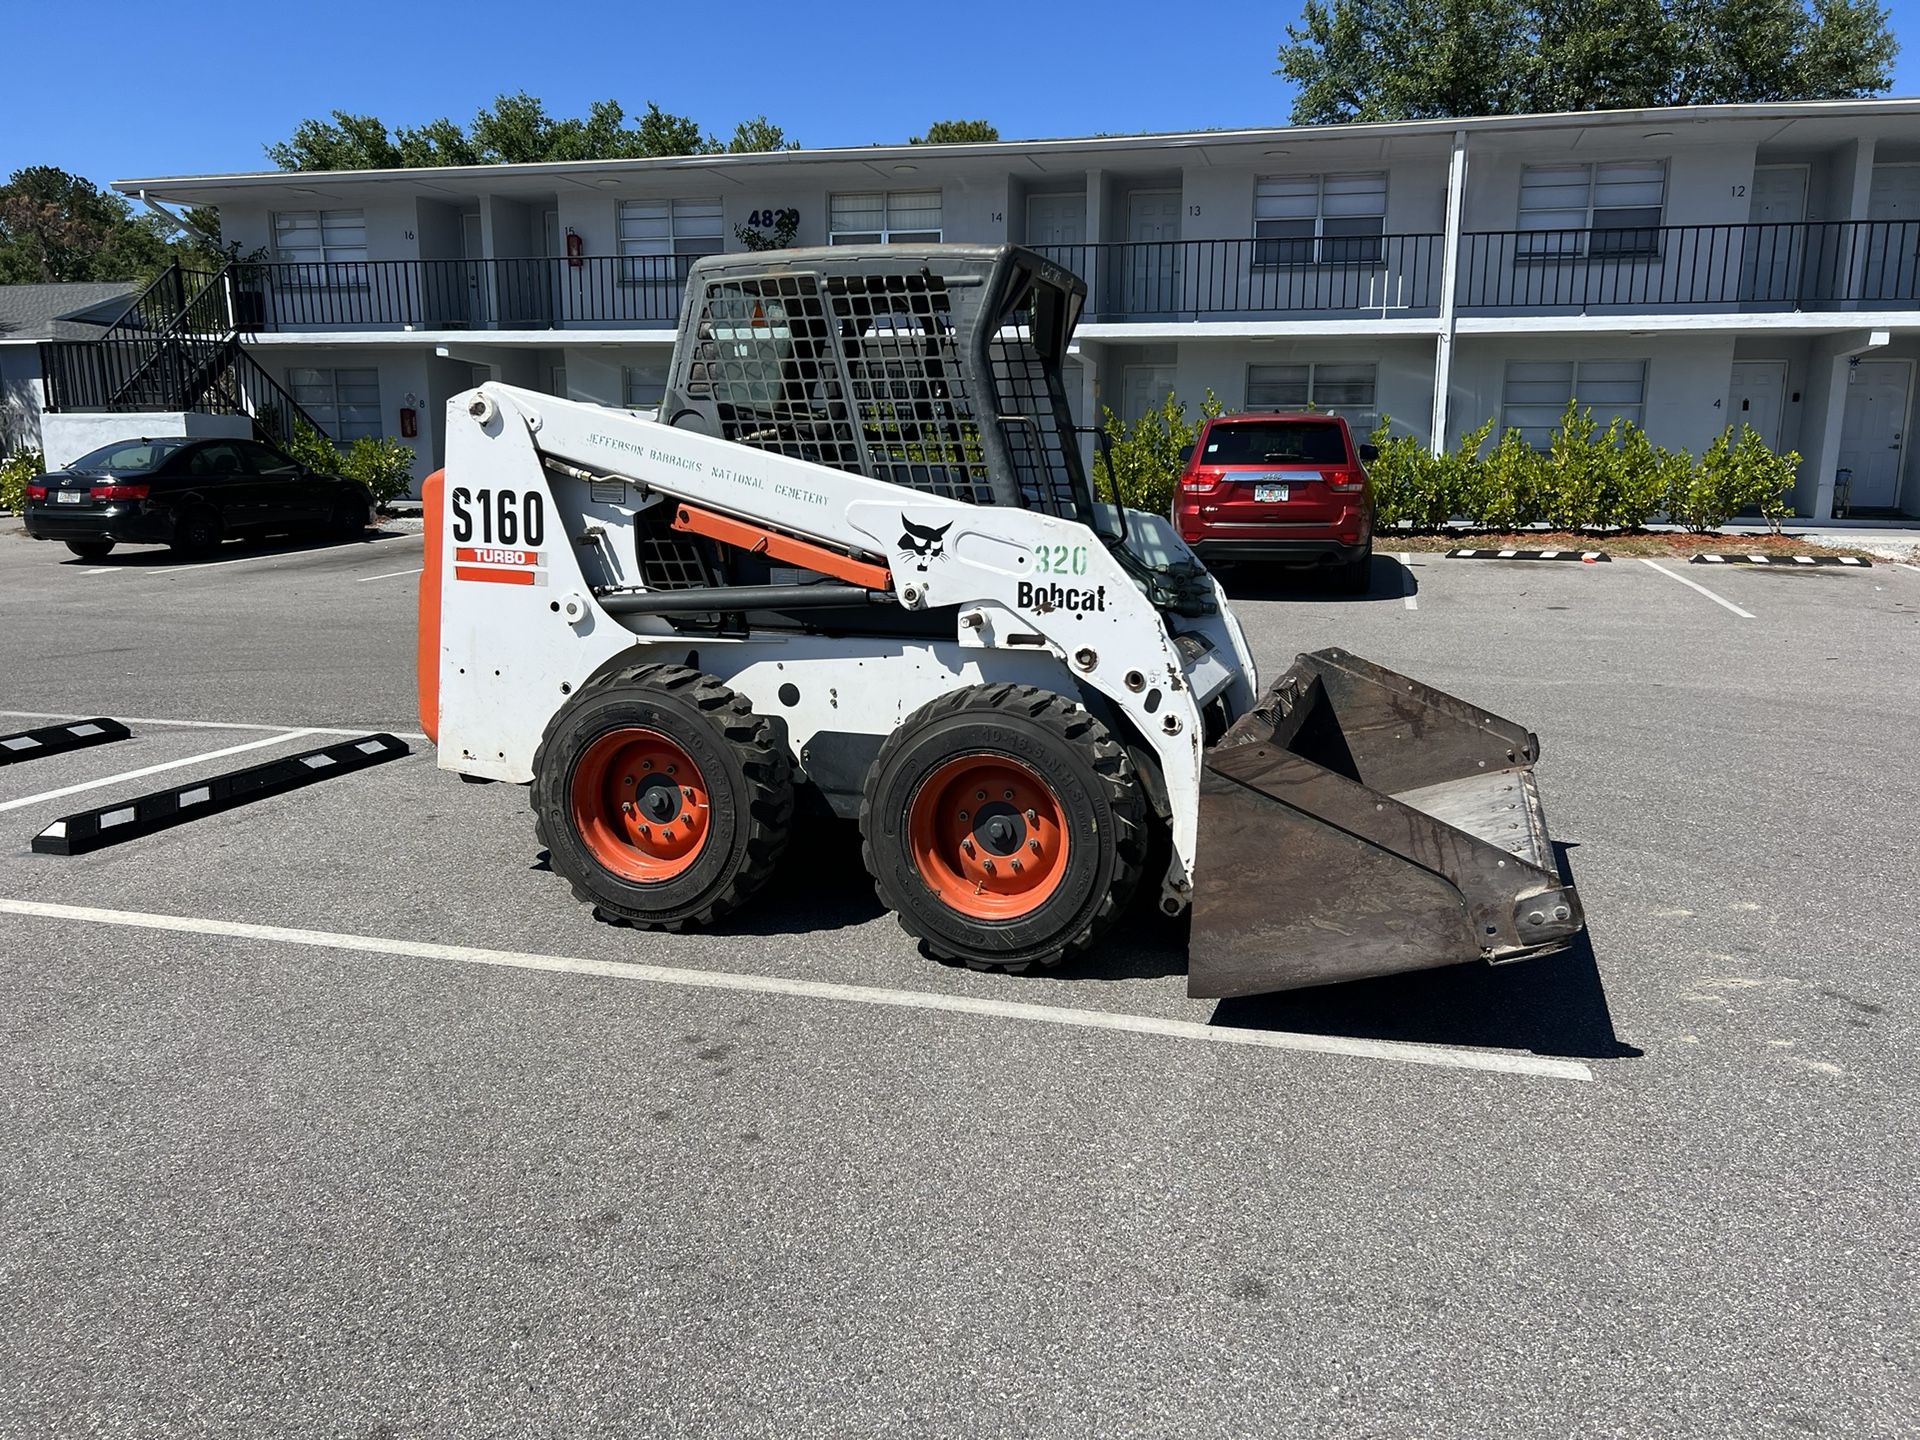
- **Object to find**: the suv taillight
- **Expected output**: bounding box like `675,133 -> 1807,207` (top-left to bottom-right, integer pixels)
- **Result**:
89,482 -> 150,501
1179,468 -> 1223,495
1324,467 -> 1366,494
25,483 -> 47,502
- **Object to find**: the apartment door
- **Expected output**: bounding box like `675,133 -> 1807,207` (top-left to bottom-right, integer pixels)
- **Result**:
1727,361 -> 1787,449
461,212 -> 491,328
1122,363 -> 1176,423
1124,190 -> 1181,314
1028,193 -> 1086,250
1864,165 -> 1920,301
1740,166 -> 1808,303
1838,359 -> 1911,510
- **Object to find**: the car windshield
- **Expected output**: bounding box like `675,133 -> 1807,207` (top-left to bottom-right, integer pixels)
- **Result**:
1202,422 -> 1348,466
67,439 -> 190,475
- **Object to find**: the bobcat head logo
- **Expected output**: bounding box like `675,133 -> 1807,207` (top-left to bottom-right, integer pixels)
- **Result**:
898,516 -> 953,572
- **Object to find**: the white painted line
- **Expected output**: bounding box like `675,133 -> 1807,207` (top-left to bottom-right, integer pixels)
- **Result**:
0,710 -> 428,742
1639,557 -> 1756,619
1399,552 -> 1417,610
83,567 -> 115,574
356,566 -> 425,583
0,731 -> 316,814
0,897 -> 1593,1082
1898,562 -> 1920,574
153,532 -> 422,577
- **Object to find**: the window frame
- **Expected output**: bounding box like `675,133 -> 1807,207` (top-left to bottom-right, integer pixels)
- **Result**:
286,365 -> 383,443
1252,173 -> 1388,269
1244,361 -> 1379,426
1499,359 -> 1648,448
1516,161 -> 1668,260
828,190 -> 944,246
622,360 -> 669,411
271,209 -> 370,290
616,197 -> 726,286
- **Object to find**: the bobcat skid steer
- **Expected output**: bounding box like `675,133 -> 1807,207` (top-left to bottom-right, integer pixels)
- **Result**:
419,244 -> 1584,996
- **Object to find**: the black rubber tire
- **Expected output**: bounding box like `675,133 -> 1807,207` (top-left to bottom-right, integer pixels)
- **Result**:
531,663 -> 793,930
860,684 -> 1147,973
169,507 -> 222,557
329,493 -> 368,538
64,540 -> 114,559
1336,541 -> 1373,595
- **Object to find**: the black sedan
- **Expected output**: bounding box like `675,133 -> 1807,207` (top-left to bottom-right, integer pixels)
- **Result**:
23,436 -> 376,560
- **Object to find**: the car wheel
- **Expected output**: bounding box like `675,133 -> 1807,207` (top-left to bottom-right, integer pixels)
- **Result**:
1336,542 -> 1373,595
170,507 -> 223,558
64,540 -> 115,560
329,494 -> 369,538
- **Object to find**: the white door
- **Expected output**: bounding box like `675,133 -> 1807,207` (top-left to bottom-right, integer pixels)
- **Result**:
461,212 -> 490,327
1728,361 -> 1787,449
1122,363 -> 1177,423
1837,359 -> 1911,510
1865,165 -> 1920,301
1028,193 -> 1086,251
1125,190 -> 1181,314
1740,166 -> 1807,303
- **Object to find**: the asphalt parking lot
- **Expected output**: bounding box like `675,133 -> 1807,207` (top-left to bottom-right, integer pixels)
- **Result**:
1,524 -> 1916,1438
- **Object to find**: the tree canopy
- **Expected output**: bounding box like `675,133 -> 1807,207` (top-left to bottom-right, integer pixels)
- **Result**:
909,119 -> 1002,144
1278,0 -> 1898,122
0,167 -> 222,284
265,93 -> 797,170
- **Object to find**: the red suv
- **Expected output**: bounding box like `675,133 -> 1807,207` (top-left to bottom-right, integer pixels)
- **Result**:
1171,413 -> 1375,593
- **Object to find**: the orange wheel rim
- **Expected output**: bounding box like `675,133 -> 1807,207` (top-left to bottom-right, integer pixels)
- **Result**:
906,754 -> 1070,919
569,727 -> 711,882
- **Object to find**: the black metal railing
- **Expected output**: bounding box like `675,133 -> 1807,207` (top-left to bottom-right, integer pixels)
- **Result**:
1456,220 -> 1920,311
1036,236 -> 1446,318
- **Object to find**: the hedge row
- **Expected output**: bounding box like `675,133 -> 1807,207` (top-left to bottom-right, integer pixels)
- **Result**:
1367,403 -> 1799,533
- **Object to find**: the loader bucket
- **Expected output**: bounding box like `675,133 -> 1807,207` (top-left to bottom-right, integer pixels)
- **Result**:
1188,649 -> 1584,998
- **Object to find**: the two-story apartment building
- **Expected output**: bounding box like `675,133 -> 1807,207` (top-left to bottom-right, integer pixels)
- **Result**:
95,97 -> 1920,518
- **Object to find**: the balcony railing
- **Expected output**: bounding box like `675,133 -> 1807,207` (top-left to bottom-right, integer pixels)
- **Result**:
1456,220 -> 1920,312
226,223 -> 1920,336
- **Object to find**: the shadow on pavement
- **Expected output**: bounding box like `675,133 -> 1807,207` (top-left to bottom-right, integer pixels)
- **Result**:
1218,553 -> 1415,604
65,529 -> 411,568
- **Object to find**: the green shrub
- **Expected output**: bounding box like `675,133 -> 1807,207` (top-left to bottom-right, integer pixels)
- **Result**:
1092,387 -> 1223,515
1671,425 -> 1799,532
1611,422 -> 1690,531
1,449 -> 45,513
1460,425 -> 1546,530
286,417 -> 344,476
339,435 -> 418,507
1367,415 -> 1488,530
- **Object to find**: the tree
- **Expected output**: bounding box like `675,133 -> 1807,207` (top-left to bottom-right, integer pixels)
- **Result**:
719,116 -> 798,153
910,119 -> 1002,144
0,166 -> 168,283
1276,0 -> 1897,121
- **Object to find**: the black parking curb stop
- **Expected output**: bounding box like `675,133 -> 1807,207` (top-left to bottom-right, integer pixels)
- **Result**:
0,718 -> 132,767
1690,553 -> 1872,567
31,734 -> 410,856
1447,548 -> 1611,562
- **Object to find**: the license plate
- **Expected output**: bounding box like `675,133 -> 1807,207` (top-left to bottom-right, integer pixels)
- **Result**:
1254,483 -> 1290,503
56,491 -> 84,505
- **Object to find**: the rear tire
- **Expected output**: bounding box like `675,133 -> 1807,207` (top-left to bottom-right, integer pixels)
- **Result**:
64,540 -> 114,560
531,663 -> 793,930
1336,541 -> 1373,595
861,684 -> 1146,973
170,507 -> 222,558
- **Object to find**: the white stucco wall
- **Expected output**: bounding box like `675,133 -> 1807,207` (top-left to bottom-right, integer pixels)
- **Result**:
40,411 -> 254,472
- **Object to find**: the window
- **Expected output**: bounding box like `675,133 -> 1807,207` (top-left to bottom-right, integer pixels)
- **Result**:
288,366 -> 382,442
617,198 -> 725,283
830,191 -> 942,245
185,443 -> 248,478
1501,360 -> 1647,447
234,440 -> 299,475
623,361 -> 668,411
1201,420 -> 1351,465
1254,174 -> 1386,265
1245,362 -> 1378,424
1518,162 -> 1666,257
273,210 -> 368,285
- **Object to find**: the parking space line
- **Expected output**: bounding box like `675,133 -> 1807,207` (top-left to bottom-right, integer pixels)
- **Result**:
0,710 -> 428,742
1399,552 -> 1417,610
0,897 -> 1593,1081
356,567 -> 425,583
0,731 -> 316,814
1897,562 -> 1920,574
1639,557 -> 1755,619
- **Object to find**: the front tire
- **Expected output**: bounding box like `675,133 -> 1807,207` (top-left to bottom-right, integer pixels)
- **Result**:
65,540 -> 114,560
861,685 -> 1147,973
531,664 -> 793,930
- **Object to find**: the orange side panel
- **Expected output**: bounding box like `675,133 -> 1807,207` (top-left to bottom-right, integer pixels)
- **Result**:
669,503 -> 892,592
415,469 -> 444,743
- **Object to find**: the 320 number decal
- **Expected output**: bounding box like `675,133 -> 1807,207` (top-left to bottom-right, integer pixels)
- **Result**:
1033,542 -> 1088,575
451,487 -> 545,548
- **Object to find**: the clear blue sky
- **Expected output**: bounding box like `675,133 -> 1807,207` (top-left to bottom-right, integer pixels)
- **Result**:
5,0 -> 1920,190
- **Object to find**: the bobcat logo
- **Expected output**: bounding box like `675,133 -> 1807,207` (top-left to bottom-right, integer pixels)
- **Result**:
898,516 -> 953,572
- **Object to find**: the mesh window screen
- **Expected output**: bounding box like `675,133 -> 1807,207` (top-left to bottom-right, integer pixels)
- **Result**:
987,288 -> 1083,520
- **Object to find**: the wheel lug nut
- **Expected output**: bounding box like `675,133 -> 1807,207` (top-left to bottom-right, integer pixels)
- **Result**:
961,838 -> 975,854
642,759 -> 653,770
683,787 -> 695,799
975,789 -> 986,801
958,810 -> 968,821
1003,789 -> 1013,800
1028,839 -> 1041,854
624,776 -> 635,786
663,829 -> 674,841
983,858 -> 996,873
1011,859 -> 1023,873
667,765 -> 677,775
1025,808 -> 1036,822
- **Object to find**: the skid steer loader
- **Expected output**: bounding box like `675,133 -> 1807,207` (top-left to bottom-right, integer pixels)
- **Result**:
419,244 -> 1583,996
